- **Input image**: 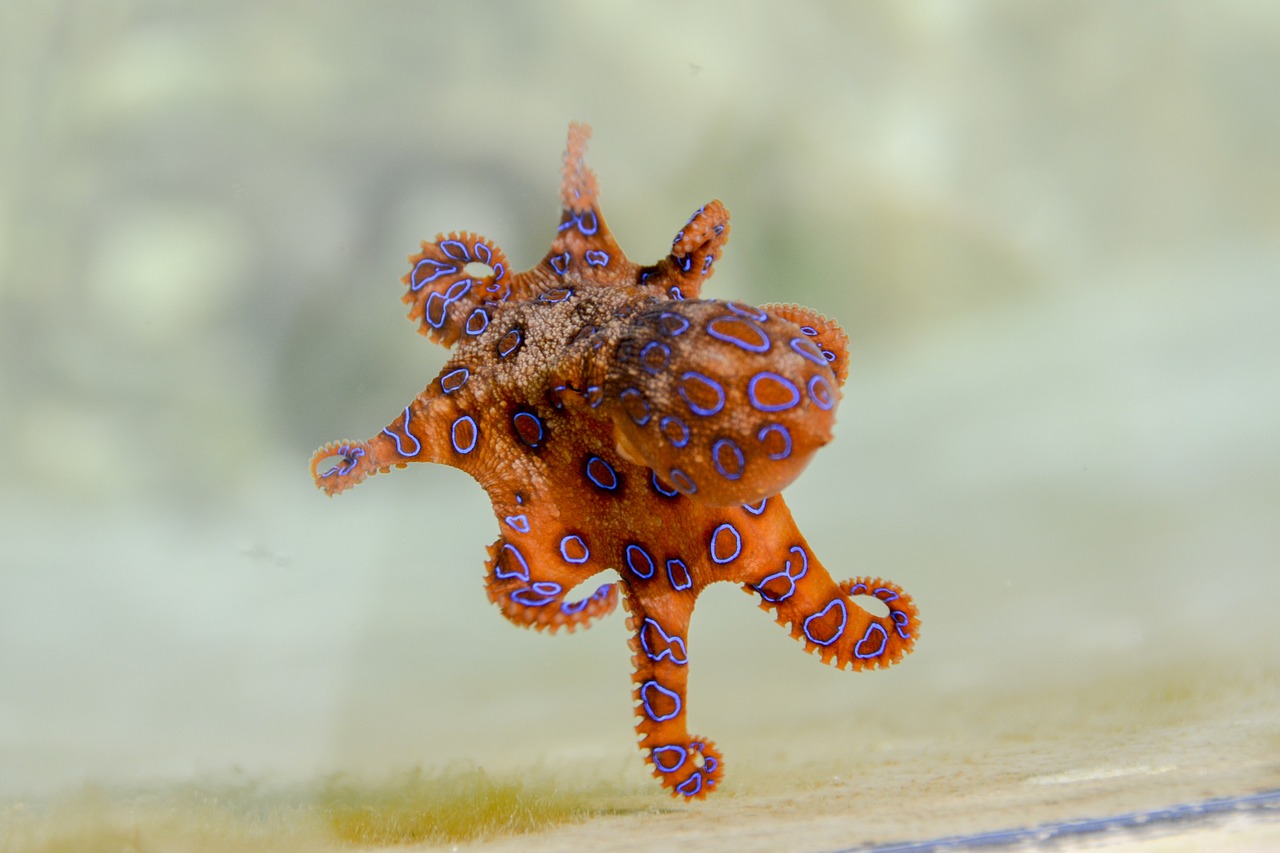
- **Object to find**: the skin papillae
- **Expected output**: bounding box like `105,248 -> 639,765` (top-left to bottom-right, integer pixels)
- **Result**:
310,123 -> 919,800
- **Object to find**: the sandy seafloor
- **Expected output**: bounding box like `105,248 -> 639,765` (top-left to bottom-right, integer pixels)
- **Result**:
2,3 -> 1279,851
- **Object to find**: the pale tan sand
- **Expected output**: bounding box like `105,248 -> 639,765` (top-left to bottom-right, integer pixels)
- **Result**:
3,661 -> 1275,852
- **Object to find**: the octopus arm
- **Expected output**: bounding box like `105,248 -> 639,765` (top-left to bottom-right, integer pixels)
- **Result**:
761,302 -> 851,386
734,496 -> 918,670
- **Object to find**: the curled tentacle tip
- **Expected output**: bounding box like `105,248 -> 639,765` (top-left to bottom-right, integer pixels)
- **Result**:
310,440 -> 371,495
647,736 -> 724,801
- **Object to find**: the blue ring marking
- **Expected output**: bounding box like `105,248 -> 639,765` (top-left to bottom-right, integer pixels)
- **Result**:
658,312 -> 690,336
625,544 -> 656,579
498,328 -> 522,358
438,239 -> 470,261
586,385 -> 604,408
790,336 -> 828,367
510,581 -> 563,607
651,745 -> 687,774
443,278 -> 472,302
640,680 -> 682,722
503,514 -> 530,533
465,307 -> 489,336
823,350 -> 836,363
659,415 -> 690,448
585,250 -> 610,267
726,301 -> 769,321
743,498 -> 768,515
701,255 -> 714,274
496,543 -> 530,582
439,367 -> 470,394
639,617 -> 688,664
709,523 -> 742,564
873,587 -> 900,604
678,371 -> 726,417
585,456 -> 619,491
748,372 -> 801,412
706,316 -> 771,353
491,261 -> 506,282
321,444 -> 365,477
651,471 -> 679,498
675,773 -> 704,798
640,270 -> 653,284
550,251 -> 570,275
450,415 -> 478,454
678,255 -> 692,273
757,423 -> 793,461
474,241 -> 492,264
559,534 -> 590,564
803,598 -> 848,647
854,622 -> 889,659
557,218 -> 573,232
892,609 -> 912,640
849,582 -> 868,595
669,286 -> 684,300
424,292 -> 448,328
538,287 -> 573,303
381,406 -> 421,457
809,374 -> 836,410
801,325 -> 818,336
619,388 -> 651,426
691,742 -> 718,787
668,468 -> 697,495
754,545 -> 808,603
639,340 -> 671,375
577,210 -> 598,235
711,438 -> 745,480
512,411 -> 544,448
409,258 -> 458,291
666,558 -> 692,590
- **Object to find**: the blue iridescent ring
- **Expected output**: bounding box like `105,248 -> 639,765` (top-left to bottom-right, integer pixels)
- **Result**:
559,534 -> 590,564
666,558 -> 692,590
802,598 -> 848,647
660,415 -> 690,448
808,374 -> 836,410
710,523 -> 742,564
625,544 -> 656,579
450,415 -> 478,454
439,367 -> 470,394
465,307 -> 489,336
640,680 -> 682,722
678,371 -> 726,417
757,423 -> 792,460
748,372 -> 801,412
711,438 -> 745,480
585,456 -> 619,491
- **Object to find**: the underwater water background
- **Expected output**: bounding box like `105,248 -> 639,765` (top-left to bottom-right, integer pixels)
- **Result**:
2,2 -> 1278,850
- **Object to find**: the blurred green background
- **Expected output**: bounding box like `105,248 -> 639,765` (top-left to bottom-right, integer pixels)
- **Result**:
2,0 -> 1277,826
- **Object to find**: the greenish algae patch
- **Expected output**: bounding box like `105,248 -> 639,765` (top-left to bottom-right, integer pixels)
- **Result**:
318,766 -> 639,846
0,768 -> 650,853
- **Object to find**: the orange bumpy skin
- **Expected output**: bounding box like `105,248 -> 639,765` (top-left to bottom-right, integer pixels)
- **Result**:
309,124 -> 918,800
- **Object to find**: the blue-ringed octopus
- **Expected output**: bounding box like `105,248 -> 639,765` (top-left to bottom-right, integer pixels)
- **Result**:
310,123 -> 919,800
